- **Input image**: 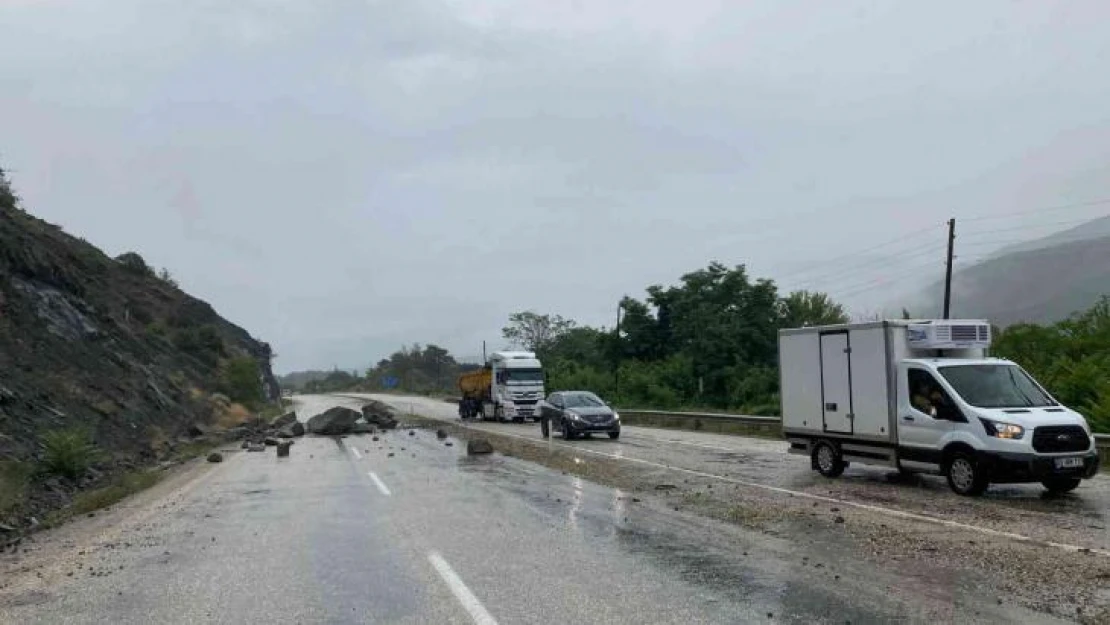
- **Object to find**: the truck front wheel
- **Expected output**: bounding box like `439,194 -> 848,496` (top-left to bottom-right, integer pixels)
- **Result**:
945,452 -> 989,496
813,441 -> 845,478
1041,477 -> 1081,494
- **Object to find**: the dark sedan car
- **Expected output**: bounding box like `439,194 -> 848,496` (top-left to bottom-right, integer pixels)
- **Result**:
538,391 -> 620,440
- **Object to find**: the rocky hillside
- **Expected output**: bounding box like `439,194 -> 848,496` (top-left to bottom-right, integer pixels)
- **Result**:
0,171 -> 278,469
902,216 -> 1110,325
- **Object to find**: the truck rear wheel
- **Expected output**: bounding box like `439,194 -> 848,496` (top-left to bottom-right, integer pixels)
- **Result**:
1041,477 -> 1081,494
813,441 -> 845,478
945,452 -> 989,496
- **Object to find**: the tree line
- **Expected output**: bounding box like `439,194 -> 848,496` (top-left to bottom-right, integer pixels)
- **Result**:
286,344 -> 480,395
502,262 -> 847,414
502,262 -> 1110,432
284,259 -> 1109,433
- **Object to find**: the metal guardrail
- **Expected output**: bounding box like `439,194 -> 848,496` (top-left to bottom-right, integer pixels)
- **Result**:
621,409 -> 1110,449
617,409 -> 779,425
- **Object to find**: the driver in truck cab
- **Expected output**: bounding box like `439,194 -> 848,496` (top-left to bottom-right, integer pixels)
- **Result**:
911,379 -> 948,417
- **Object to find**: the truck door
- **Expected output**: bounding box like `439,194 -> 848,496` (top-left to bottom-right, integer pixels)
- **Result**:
897,366 -> 952,468
820,331 -> 853,434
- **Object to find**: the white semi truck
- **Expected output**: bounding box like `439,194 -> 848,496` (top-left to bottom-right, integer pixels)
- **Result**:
780,319 -> 1100,496
457,351 -> 545,422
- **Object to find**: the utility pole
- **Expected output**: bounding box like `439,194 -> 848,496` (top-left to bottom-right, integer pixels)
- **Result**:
943,218 -> 956,319
482,341 -> 487,364
614,301 -> 623,403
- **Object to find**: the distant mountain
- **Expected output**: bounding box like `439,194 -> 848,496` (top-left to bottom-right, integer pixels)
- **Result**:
988,214 -> 1110,259
902,219 -> 1110,325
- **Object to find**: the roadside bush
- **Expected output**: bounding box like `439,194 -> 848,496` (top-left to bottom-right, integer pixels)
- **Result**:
220,356 -> 263,407
40,428 -> 103,480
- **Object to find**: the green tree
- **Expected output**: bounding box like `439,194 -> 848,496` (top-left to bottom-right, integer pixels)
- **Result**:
778,290 -> 849,328
501,311 -> 576,357
644,262 -> 780,404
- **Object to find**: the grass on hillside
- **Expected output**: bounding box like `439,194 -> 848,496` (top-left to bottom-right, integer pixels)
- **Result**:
42,468 -> 164,528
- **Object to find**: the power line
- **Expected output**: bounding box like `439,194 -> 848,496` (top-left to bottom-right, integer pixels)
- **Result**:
790,243 -> 948,291
773,205 -> 1107,300
958,216 -> 1104,240
815,257 -> 949,299
773,229 -> 935,283
959,197 -> 1110,222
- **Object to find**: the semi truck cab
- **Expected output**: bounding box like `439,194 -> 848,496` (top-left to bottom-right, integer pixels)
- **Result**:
485,351 -> 545,422
781,320 -> 1099,496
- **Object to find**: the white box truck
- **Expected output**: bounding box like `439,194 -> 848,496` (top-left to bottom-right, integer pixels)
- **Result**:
779,319 -> 1100,495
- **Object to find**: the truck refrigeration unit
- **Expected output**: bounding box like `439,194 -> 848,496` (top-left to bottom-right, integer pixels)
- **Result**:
457,351 -> 545,422
779,319 -> 1099,496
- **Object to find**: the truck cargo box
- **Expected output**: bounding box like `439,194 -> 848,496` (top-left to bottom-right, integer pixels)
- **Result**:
780,322 -> 897,444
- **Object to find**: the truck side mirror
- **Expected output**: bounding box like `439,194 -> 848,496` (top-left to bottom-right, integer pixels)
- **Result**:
937,404 -> 963,422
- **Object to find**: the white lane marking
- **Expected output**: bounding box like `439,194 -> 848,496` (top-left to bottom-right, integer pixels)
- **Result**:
368,471 -> 392,496
428,552 -> 498,625
427,417 -> 1110,558
350,447 -> 362,460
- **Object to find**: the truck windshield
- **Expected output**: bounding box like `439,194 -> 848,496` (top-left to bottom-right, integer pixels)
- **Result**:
506,369 -> 543,383
938,364 -> 1057,408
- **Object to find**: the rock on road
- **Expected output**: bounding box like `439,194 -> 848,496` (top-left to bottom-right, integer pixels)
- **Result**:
0,395 -> 1081,624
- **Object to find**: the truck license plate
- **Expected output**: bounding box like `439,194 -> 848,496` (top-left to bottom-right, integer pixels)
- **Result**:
1055,457 -> 1084,469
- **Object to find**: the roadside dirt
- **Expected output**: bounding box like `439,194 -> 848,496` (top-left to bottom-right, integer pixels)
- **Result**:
0,451 -> 225,606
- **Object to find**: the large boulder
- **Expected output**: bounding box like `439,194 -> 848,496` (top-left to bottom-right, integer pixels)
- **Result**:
362,401 -> 399,430
305,406 -> 362,435
350,422 -> 375,435
187,422 -> 211,438
277,422 -> 305,438
270,411 -> 298,429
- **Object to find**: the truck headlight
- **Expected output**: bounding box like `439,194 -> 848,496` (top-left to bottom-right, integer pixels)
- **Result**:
979,418 -> 1025,440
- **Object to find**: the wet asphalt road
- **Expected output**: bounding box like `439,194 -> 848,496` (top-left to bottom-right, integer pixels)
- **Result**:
359,394 -> 1110,554
0,395 -> 1084,624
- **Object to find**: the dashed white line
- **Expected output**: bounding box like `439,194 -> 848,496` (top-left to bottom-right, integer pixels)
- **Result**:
350,447 -> 362,460
428,552 -> 498,625
368,471 -> 392,496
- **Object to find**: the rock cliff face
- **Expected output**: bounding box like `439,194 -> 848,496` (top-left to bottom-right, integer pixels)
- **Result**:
0,172 -> 278,465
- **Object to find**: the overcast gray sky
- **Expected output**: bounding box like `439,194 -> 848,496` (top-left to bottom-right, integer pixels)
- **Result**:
3,1 -> 1110,371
